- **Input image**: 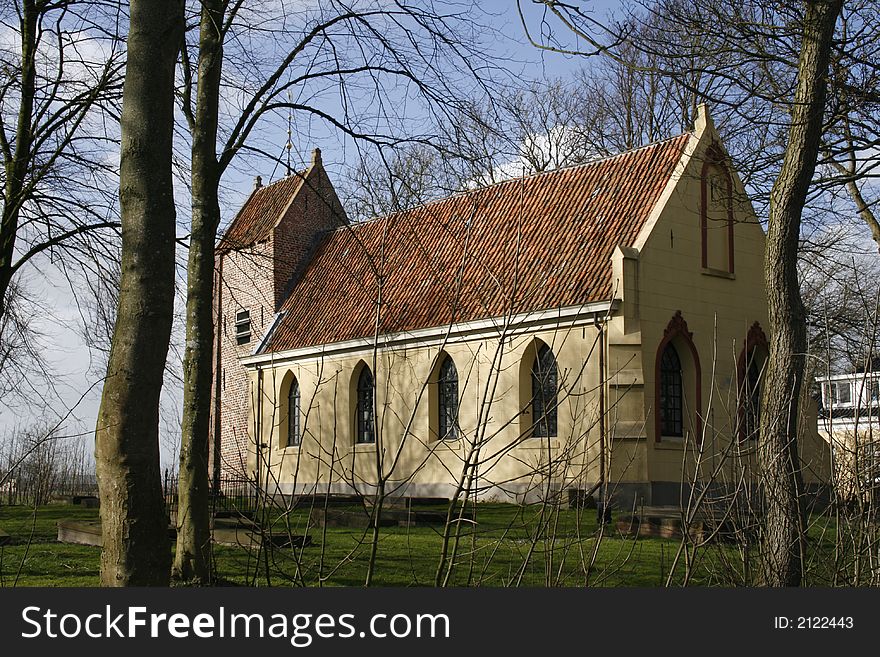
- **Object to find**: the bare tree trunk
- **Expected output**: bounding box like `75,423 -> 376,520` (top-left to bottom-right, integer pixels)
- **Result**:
95,0 -> 183,587
0,0 -> 37,318
173,0 -> 225,585
761,0 -> 842,587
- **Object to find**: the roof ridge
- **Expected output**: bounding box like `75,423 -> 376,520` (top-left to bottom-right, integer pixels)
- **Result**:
217,169 -> 309,246
259,168 -> 308,191
336,131 -> 693,232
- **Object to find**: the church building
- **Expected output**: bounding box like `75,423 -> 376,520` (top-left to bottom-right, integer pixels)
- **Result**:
210,105 -> 830,507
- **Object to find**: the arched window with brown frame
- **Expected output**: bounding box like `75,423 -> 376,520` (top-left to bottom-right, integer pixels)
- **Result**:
737,322 -> 769,441
654,311 -> 702,442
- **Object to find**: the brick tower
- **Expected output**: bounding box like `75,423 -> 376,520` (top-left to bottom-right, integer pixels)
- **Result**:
210,149 -> 345,482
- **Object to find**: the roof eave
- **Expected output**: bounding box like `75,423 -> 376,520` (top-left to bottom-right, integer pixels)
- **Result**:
241,299 -> 619,368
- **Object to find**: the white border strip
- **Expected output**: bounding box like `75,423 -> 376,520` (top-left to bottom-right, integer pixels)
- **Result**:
253,311 -> 286,355
241,299 -> 617,368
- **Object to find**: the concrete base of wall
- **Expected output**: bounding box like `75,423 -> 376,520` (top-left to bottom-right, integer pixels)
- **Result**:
269,479 -> 832,511
269,480 -> 571,504
605,480 -> 832,511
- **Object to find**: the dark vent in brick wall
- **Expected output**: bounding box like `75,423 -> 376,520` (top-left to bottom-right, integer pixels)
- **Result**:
235,309 -> 251,345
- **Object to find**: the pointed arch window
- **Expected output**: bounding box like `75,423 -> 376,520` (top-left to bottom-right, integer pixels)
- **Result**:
356,366 -> 375,444
438,356 -> 459,440
532,344 -> 558,438
738,323 -> 768,441
655,312 -> 702,442
287,377 -> 301,447
744,351 -> 762,440
659,344 -> 684,437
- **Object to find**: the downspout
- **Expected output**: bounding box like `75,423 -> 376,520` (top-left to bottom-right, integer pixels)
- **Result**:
595,315 -> 607,510
255,367 -> 264,488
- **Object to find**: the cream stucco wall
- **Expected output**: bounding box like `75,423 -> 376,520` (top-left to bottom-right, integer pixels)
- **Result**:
245,315 -> 618,503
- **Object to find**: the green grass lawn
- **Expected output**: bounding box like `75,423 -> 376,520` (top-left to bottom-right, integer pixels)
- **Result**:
0,501 -> 845,587
221,503 -> 691,587
0,505 -> 102,586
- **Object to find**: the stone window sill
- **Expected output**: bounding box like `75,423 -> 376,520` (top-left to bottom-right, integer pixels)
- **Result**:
517,438 -> 561,450
655,438 -> 686,450
701,267 -> 735,280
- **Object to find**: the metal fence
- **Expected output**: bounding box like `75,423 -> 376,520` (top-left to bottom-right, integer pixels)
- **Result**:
162,471 -> 259,517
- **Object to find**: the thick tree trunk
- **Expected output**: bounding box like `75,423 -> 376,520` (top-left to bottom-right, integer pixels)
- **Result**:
0,0 -> 37,319
761,0 -> 842,587
94,0 -> 183,587
174,0 -> 225,584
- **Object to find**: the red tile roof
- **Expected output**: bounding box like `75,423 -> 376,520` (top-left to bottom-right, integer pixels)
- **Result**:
267,134 -> 691,352
218,173 -> 306,251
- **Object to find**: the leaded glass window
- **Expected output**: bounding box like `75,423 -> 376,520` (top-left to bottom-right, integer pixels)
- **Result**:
356,367 -> 375,444
288,377 -> 301,447
438,356 -> 459,440
744,351 -> 762,440
531,345 -> 558,438
659,344 -> 683,437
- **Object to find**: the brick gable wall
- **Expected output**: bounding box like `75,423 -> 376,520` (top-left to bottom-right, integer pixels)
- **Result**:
272,159 -> 346,309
